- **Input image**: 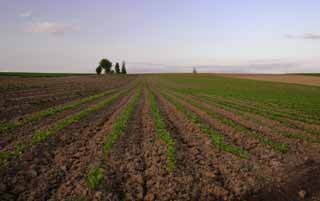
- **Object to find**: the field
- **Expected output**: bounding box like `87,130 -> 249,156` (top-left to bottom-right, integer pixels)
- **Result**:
0,72 -> 94,78
1,74 -> 320,201
221,73 -> 320,87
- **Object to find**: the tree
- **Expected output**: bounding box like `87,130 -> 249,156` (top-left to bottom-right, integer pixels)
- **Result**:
99,58 -> 112,74
115,62 -> 120,74
193,67 -> 197,74
96,66 -> 102,75
121,61 -> 127,74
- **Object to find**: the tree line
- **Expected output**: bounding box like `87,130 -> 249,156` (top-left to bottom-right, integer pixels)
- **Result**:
96,58 -> 127,75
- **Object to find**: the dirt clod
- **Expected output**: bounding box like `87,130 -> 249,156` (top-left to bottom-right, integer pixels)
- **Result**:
299,190 -> 307,199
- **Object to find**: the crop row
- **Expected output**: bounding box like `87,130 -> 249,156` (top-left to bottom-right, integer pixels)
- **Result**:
191,93 -> 320,142
158,89 -> 250,159
152,77 -> 320,125
149,90 -> 176,172
86,87 -> 142,190
197,94 -> 320,135
157,74 -> 320,116
86,85 -> 178,191
0,89 -> 129,166
154,78 -> 320,140
0,88 -> 118,135
167,90 -> 289,153
212,95 -> 320,124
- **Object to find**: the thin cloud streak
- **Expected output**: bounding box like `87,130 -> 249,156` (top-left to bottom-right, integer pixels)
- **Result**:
285,33 -> 320,40
20,11 -> 32,18
27,22 -> 77,36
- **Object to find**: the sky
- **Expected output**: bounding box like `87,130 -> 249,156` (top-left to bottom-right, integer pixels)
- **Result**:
0,0 -> 319,74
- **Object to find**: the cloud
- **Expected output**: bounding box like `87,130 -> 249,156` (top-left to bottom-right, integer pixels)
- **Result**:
28,22 -> 77,35
303,33 -> 320,40
20,11 -> 32,18
285,33 -> 320,40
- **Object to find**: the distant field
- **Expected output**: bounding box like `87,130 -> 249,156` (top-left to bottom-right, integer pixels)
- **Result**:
221,73 -> 320,87
0,72 -> 94,77
1,74 -> 320,200
296,73 -> 320,77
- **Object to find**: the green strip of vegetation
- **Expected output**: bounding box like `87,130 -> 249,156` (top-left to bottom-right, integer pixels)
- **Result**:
185,92 -> 320,144
0,89 -> 117,135
161,91 -> 250,159
85,87 -> 141,190
32,92 -> 122,144
102,88 -> 141,155
0,85 -> 138,169
170,91 -> 289,153
198,93 -> 320,124
149,91 -> 176,172
196,94 -> 320,136
294,73 -> 320,77
165,81 -> 320,124
208,95 -> 320,125
155,74 -> 320,117
0,90 -> 124,167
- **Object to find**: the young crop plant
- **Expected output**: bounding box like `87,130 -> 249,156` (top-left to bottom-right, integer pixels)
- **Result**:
161,91 -> 250,159
102,88 -> 141,155
0,142 -> 30,168
170,91 -> 289,153
32,92 -> 122,145
149,91 -> 176,172
0,151 -> 11,167
86,166 -> 104,190
0,88 -> 118,135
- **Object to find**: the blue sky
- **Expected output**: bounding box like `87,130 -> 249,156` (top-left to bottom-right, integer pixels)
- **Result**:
0,0 -> 319,73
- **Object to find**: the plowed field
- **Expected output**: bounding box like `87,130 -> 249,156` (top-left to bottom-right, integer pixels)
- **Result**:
1,74 -> 320,201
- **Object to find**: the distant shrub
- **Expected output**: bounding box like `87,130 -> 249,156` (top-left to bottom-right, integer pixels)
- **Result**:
96,66 -> 102,75
99,58 -> 112,74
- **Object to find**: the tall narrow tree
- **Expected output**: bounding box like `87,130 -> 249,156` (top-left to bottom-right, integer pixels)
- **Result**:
115,62 -> 120,74
121,61 -> 127,74
193,67 -> 197,74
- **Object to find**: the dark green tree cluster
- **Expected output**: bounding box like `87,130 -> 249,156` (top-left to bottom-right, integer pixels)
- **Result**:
96,58 -> 127,75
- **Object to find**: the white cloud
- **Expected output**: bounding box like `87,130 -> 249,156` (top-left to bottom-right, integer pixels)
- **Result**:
285,33 -> 320,40
20,11 -> 32,18
28,22 -> 77,35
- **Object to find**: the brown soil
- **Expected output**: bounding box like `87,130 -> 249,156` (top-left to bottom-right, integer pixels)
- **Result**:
0,90 -> 119,153
247,160 -> 320,201
175,92 -> 320,167
0,76 -> 319,201
0,90 -> 134,201
0,75 -> 136,122
98,89 -> 150,200
51,90 -> 136,200
155,92 -> 261,200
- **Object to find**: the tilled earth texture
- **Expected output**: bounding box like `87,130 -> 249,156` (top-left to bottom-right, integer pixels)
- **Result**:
1,74 -> 320,201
